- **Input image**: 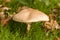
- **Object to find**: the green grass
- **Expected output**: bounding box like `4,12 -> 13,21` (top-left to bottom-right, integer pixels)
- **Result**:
0,0 -> 60,40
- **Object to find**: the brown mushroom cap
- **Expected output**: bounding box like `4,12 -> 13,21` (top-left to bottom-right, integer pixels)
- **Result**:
13,8 -> 49,23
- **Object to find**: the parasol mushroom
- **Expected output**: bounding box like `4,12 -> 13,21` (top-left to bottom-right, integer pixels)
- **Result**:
13,7 -> 49,33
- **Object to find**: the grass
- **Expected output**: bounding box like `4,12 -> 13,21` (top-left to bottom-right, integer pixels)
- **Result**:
0,0 -> 60,40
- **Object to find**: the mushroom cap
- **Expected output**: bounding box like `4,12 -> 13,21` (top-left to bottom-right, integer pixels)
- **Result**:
13,8 -> 49,23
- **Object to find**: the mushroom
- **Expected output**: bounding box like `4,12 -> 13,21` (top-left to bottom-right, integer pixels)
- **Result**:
13,7 -> 49,33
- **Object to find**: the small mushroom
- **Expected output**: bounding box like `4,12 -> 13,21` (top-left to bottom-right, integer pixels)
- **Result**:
13,7 -> 49,33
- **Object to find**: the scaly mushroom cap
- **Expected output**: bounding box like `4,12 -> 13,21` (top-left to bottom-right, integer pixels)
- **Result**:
13,7 -> 49,23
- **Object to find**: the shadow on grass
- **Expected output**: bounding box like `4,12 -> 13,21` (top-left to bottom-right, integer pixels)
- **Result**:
8,20 -> 27,36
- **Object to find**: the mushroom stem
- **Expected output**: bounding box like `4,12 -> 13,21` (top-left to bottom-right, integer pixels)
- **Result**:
26,23 -> 31,33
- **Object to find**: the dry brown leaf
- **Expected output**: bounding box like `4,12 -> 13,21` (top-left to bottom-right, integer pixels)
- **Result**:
5,0 -> 10,3
57,38 -> 60,40
44,14 -> 60,30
